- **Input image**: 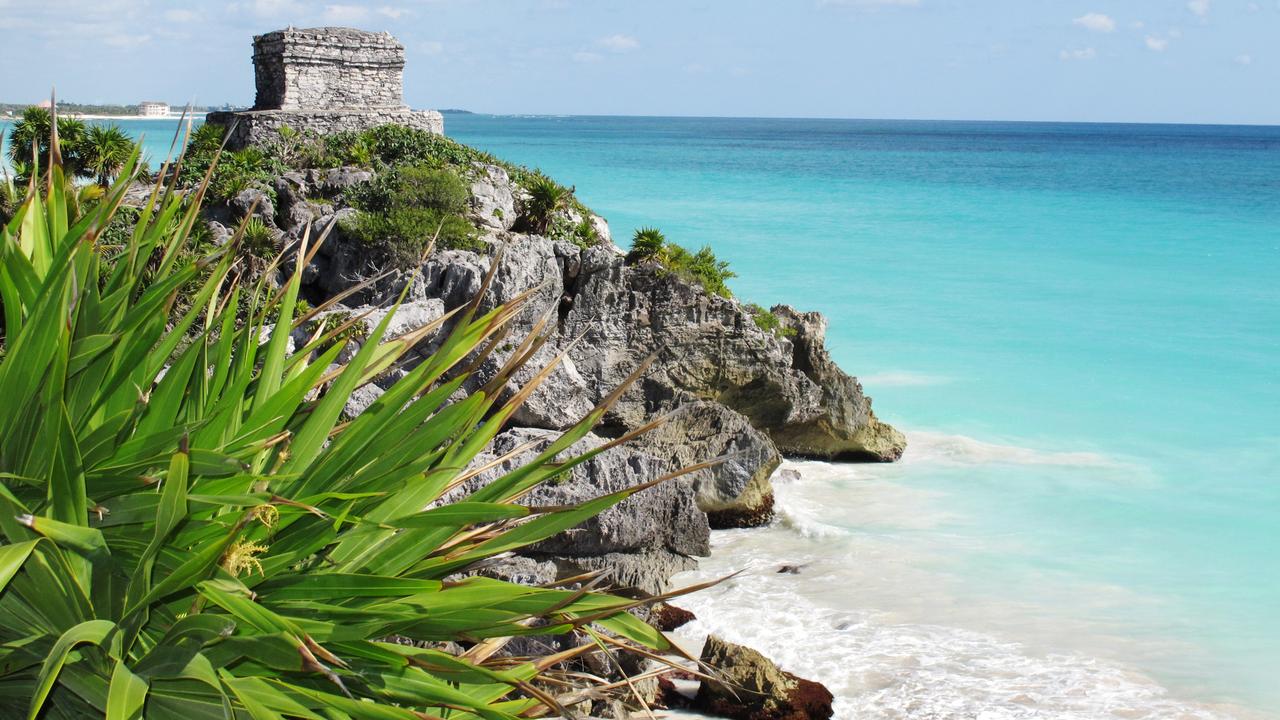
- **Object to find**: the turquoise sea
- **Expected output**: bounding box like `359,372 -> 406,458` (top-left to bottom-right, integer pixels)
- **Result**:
5,115 -> 1278,718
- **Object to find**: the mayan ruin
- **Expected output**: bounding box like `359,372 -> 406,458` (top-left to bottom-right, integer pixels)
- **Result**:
207,26 -> 443,149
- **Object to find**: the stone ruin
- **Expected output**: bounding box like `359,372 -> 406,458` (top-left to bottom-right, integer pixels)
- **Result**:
207,27 -> 443,149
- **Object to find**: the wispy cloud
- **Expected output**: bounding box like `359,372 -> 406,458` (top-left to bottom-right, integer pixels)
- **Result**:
595,33 -> 639,52
1145,35 -> 1169,51
1072,12 -> 1115,33
1059,47 -> 1098,61
231,0 -> 305,18
322,4 -> 370,24
103,32 -> 152,48
572,51 -> 602,63
419,40 -> 444,55
163,9 -> 200,23
1188,0 -> 1210,17
1235,53 -> 1253,65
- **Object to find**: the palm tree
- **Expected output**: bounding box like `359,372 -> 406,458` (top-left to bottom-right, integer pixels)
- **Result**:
6,106 -> 89,180
628,226 -> 667,263
83,124 -> 136,186
523,173 -> 571,233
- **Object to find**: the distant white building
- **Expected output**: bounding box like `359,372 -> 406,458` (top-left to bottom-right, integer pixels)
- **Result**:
138,101 -> 169,117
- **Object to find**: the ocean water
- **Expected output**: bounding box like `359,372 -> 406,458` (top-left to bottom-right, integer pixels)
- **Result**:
5,115 -> 1278,717
445,116 -> 1280,719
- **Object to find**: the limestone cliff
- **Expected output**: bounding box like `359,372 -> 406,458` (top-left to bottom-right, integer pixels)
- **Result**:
221,148 -> 905,593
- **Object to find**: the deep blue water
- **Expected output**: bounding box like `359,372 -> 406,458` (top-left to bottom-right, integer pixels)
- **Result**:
4,114 -> 1278,716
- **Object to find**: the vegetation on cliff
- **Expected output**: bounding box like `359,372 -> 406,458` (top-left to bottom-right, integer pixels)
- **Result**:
342,162 -> 482,261
0,117 -> 695,719
628,226 -> 738,298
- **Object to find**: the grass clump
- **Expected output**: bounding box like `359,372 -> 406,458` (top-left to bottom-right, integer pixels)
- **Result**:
342,163 -> 481,264
747,303 -> 797,338
178,123 -> 282,204
0,108 -> 694,720
628,227 -> 738,298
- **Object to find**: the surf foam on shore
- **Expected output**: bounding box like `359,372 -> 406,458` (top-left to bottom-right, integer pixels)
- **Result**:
669,452 -> 1265,720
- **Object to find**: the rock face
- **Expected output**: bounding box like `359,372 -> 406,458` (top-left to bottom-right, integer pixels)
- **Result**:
694,635 -> 835,720
455,428 -> 710,595
215,105 -> 905,593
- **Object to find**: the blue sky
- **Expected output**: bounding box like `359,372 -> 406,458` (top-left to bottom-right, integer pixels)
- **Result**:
2,0 -> 1276,124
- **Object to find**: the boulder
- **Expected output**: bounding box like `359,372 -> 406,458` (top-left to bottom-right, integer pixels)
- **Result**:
561,255 -> 906,463
230,188 -> 276,228
468,163 -> 519,231
694,635 -> 834,720
641,401 -> 780,528
770,306 -> 905,462
454,427 -> 710,593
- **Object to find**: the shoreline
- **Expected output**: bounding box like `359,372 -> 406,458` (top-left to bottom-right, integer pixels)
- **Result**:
669,453 -> 1273,720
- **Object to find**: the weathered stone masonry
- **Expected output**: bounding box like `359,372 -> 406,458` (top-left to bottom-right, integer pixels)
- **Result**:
208,26 -> 443,149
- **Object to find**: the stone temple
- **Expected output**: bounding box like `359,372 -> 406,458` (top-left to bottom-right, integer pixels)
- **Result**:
207,27 -> 443,149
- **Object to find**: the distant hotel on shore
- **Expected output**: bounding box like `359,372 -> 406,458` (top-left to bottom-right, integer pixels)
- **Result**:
137,101 -> 170,117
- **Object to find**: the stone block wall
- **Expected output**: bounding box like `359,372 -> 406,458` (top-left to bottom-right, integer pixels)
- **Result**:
253,27 -> 406,111
207,109 -> 445,151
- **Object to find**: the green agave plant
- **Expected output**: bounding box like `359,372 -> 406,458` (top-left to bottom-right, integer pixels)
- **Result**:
0,119 -> 701,718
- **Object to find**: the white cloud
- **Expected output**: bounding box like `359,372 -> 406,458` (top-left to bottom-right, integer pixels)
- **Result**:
1235,53 -> 1253,65
419,40 -> 443,55
572,51 -> 602,63
1188,0 -> 1210,16
1247,2 -> 1261,11
322,4 -> 370,23
377,6 -> 406,19
1145,35 -> 1169,51
1072,12 -> 1115,33
1131,20 -> 1145,29
595,34 -> 639,52
103,32 -> 151,48
235,0 -> 304,17
164,9 -> 199,22
1059,47 -> 1097,61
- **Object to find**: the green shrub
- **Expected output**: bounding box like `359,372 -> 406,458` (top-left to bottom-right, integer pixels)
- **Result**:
522,173 -> 571,234
177,125 -> 281,204
342,206 -> 482,263
0,107 -> 685,720
747,303 -> 797,338
345,163 -> 479,262
394,164 -> 470,213
573,217 -> 599,247
241,216 -> 277,257
627,227 -> 736,298
323,130 -> 375,167
629,226 -> 667,262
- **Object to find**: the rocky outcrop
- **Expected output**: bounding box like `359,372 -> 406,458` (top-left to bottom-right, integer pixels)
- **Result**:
468,163 -> 520,231
641,402 -> 779,528
694,635 -> 834,720
453,428 -> 709,594
227,121 -> 904,594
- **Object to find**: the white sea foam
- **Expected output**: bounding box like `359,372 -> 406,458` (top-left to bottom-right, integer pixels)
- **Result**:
861,370 -> 954,387
671,580 -> 1258,720
666,459 -> 1265,720
903,430 -> 1118,468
